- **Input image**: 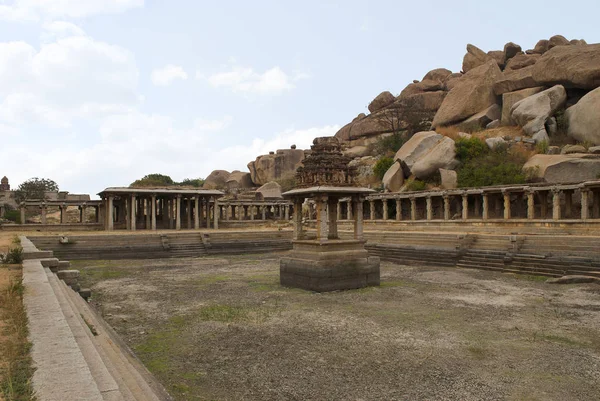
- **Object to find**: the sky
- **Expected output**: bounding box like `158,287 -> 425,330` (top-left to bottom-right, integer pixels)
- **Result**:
1,0 -> 598,198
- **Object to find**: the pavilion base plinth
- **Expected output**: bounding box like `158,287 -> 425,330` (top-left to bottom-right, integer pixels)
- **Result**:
280,239 -> 380,292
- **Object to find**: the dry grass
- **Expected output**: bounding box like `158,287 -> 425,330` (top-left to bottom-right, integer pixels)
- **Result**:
0,266 -> 35,401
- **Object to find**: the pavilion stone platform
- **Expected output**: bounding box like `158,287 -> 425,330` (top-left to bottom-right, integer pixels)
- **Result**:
280,136 -> 380,292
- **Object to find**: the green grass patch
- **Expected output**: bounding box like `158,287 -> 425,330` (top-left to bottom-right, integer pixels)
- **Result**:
197,304 -> 249,322
193,275 -> 228,286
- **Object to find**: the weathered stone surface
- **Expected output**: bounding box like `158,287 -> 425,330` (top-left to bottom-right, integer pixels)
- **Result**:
432,60 -> 502,128
546,117 -> 558,136
523,154 -> 600,183
561,144 -> 587,154
226,170 -> 254,189
485,137 -> 507,150
203,170 -> 230,189
444,73 -> 463,91
566,87 -> 600,145
396,91 -> 446,111
349,156 -> 379,187
504,42 -> 522,62
501,86 -> 545,125
343,145 -> 370,158
589,146 -> 600,154
486,119 -> 500,129
461,104 -> 501,130
530,39 -> 549,55
394,131 -> 441,165
247,149 -> 305,186
462,44 -> 492,73
382,161 -> 404,192
423,68 -> 453,82
532,44 -> 600,89
547,146 -> 561,155
411,137 -> 457,179
399,80 -> 444,98
368,91 -> 396,113
570,39 -> 588,46
352,113 -> 366,122
493,65 -> 537,95
255,181 -> 282,200
510,85 -> 567,137
487,50 -> 505,68
505,53 -> 540,71
548,34 -> 570,49
439,168 -> 457,189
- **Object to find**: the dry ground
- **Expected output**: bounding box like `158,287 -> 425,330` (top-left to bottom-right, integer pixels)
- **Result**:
71,254 -> 600,401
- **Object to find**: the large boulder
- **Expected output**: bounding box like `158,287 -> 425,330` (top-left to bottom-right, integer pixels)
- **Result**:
504,42 -> 522,62
247,148 -> 305,186
487,50 -> 505,68
440,168 -> 457,189
493,65 -> 537,95
255,181 -> 282,200
411,137 -> 457,179
547,34 -> 570,49
505,54 -> 540,71
432,60 -> 502,128
382,161 -> 404,192
510,85 -> 567,138
532,44 -> 600,90
523,154 -> 600,183
368,91 -> 396,113
501,87 -> 545,125
203,170 -> 230,189
343,145 -> 370,158
529,39 -> 549,55
566,87 -> 600,145
394,131 -> 443,166
462,44 -> 493,73
396,91 -> 446,111
226,170 -> 253,190
460,104 -> 501,130
444,73 -> 463,91
422,68 -> 453,82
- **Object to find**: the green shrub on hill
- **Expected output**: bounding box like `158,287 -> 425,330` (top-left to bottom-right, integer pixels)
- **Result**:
457,147 -> 526,188
373,157 -> 394,180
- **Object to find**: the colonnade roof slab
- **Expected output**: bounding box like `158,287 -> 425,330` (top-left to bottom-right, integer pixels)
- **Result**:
98,187 -> 224,197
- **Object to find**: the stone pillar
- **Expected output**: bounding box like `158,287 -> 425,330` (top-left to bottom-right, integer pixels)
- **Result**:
382,200 -> 388,221
328,198 -> 338,239
369,200 -> 375,220
60,204 -> 68,224
261,205 -> 266,220
426,196 -> 433,220
503,191 -> 511,220
347,201 -> 353,220
462,194 -> 469,220
443,195 -> 450,220
396,199 -> 402,221
206,200 -> 211,229
40,203 -> 47,224
213,198 -> 219,229
81,204 -> 87,224
130,195 -> 136,230
316,195 -> 328,243
410,197 -> 416,221
593,190 -> 600,219
354,196 -> 364,241
175,195 -> 181,230
552,188 -> 561,220
527,191 -> 535,220
150,195 -> 157,230
285,205 -> 290,220
337,201 -> 342,220
293,199 -> 304,240
564,190 -> 573,219
186,198 -> 192,229
20,204 -> 26,224
581,189 -> 590,220
107,196 -> 114,231
193,197 -> 200,229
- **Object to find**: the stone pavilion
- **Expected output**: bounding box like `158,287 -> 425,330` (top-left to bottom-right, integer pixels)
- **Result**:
280,137 -> 380,292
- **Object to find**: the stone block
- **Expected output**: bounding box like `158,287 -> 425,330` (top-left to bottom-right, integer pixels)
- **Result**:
57,260 -> 71,271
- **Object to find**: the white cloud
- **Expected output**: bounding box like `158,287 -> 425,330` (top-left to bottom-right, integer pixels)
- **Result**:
0,0 -> 144,21
0,25 -> 139,129
151,64 -> 188,86
198,66 -> 307,95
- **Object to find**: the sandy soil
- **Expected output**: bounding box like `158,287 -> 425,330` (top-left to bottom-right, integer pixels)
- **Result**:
71,255 -> 600,401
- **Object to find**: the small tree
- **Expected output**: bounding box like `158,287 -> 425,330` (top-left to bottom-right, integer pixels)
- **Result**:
130,174 -> 174,188
13,177 -> 59,203
176,178 -> 205,187
373,157 -> 394,180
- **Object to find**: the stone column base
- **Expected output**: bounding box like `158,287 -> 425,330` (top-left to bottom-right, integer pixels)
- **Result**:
280,240 -> 380,292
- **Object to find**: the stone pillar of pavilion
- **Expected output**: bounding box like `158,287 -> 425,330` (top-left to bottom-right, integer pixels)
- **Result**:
482,193 -> 489,220
502,190 -> 511,220
410,197 -> 417,221
581,188 -> 590,220
40,203 -> 47,225
426,196 -> 433,220
213,197 -> 219,229
461,194 -> 469,220
19,203 -> 26,225
281,136 -> 379,292
175,195 -> 181,230
396,199 -> 402,221
526,190 -> 535,220
107,196 -> 114,230
369,200 -> 375,220
552,187 -> 562,220
151,195 -> 157,230
443,194 -> 450,220
60,203 -> 67,224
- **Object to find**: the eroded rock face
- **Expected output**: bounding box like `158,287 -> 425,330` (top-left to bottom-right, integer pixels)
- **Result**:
432,60 -> 502,128
493,65 -> 537,95
440,168 -> 457,189
382,161 -> 404,192
566,87 -> 600,145
510,85 -> 567,138
247,149 -> 305,186
503,42 -> 522,62
462,44 -> 493,73
505,53 -> 540,71
532,44 -> 600,90
256,181 -> 282,200
460,104 -> 501,130
523,154 -> 600,183
203,170 -> 230,189
368,91 -> 396,113
226,170 -> 254,190
501,87 -> 545,125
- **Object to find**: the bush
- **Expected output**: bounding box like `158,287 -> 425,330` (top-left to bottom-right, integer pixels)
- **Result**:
536,140 -> 549,154
1,246 -> 23,264
4,210 -> 20,224
406,179 -> 426,192
455,137 -> 488,162
373,157 -> 394,180
457,150 -> 526,188
372,132 -> 407,157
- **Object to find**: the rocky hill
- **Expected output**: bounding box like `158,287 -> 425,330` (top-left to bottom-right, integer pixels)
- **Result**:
204,35 -> 600,197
